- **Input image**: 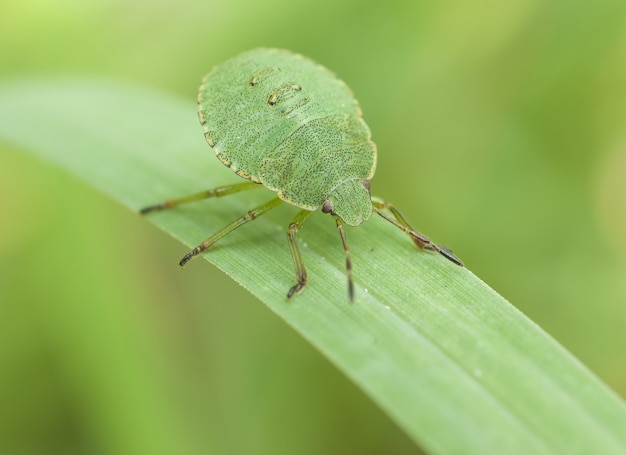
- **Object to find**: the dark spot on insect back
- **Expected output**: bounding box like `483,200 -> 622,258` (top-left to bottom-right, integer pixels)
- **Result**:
268,83 -> 302,106
249,66 -> 281,86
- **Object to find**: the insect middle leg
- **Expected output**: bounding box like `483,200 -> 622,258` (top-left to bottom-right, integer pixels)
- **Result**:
371,197 -> 463,266
140,181 -> 262,214
179,197 -> 283,266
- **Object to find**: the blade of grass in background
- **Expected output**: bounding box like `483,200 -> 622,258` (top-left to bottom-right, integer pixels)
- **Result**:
1,78 -> 625,455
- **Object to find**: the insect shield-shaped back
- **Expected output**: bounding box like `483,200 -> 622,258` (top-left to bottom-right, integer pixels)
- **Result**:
141,48 -> 463,302
197,48 -> 377,223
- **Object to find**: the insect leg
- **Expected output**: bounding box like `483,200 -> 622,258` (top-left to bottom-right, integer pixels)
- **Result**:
179,197 -> 282,266
286,209 -> 315,299
371,197 -> 463,267
334,216 -> 355,302
140,181 -> 262,214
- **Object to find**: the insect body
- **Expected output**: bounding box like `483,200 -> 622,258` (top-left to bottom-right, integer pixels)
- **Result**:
141,48 -> 462,300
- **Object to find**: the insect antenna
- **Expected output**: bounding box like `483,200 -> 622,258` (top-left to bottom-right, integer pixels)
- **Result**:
334,217 -> 355,302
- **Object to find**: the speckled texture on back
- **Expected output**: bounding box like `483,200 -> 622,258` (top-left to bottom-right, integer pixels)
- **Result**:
197,48 -> 376,211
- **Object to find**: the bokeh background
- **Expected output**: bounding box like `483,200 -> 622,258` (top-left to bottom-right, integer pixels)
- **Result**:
2,0 -> 626,453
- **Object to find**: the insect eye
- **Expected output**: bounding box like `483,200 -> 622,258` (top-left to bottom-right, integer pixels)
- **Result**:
322,200 -> 334,214
361,180 -> 371,191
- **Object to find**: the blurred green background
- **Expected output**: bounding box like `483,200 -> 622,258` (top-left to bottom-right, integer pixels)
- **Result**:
1,0 -> 626,453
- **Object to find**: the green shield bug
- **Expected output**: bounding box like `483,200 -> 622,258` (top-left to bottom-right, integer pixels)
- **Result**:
141,48 -> 463,301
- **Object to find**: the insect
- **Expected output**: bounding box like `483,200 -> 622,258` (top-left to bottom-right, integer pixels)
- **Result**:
141,48 -> 463,301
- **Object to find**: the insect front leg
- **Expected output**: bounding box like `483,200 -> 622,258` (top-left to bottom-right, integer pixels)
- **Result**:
334,216 -> 355,302
286,209 -> 315,299
140,181 -> 262,214
371,197 -> 463,267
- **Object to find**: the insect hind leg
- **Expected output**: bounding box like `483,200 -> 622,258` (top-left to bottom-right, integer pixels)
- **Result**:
371,197 -> 463,267
140,181 -> 262,214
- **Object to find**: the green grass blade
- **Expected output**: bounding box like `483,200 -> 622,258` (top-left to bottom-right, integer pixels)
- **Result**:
1,78 -> 626,455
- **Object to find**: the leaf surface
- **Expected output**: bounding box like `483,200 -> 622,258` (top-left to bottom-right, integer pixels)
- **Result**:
1,78 -> 625,454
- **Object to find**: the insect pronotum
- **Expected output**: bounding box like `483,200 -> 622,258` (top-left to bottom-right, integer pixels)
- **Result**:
141,48 -> 463,301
